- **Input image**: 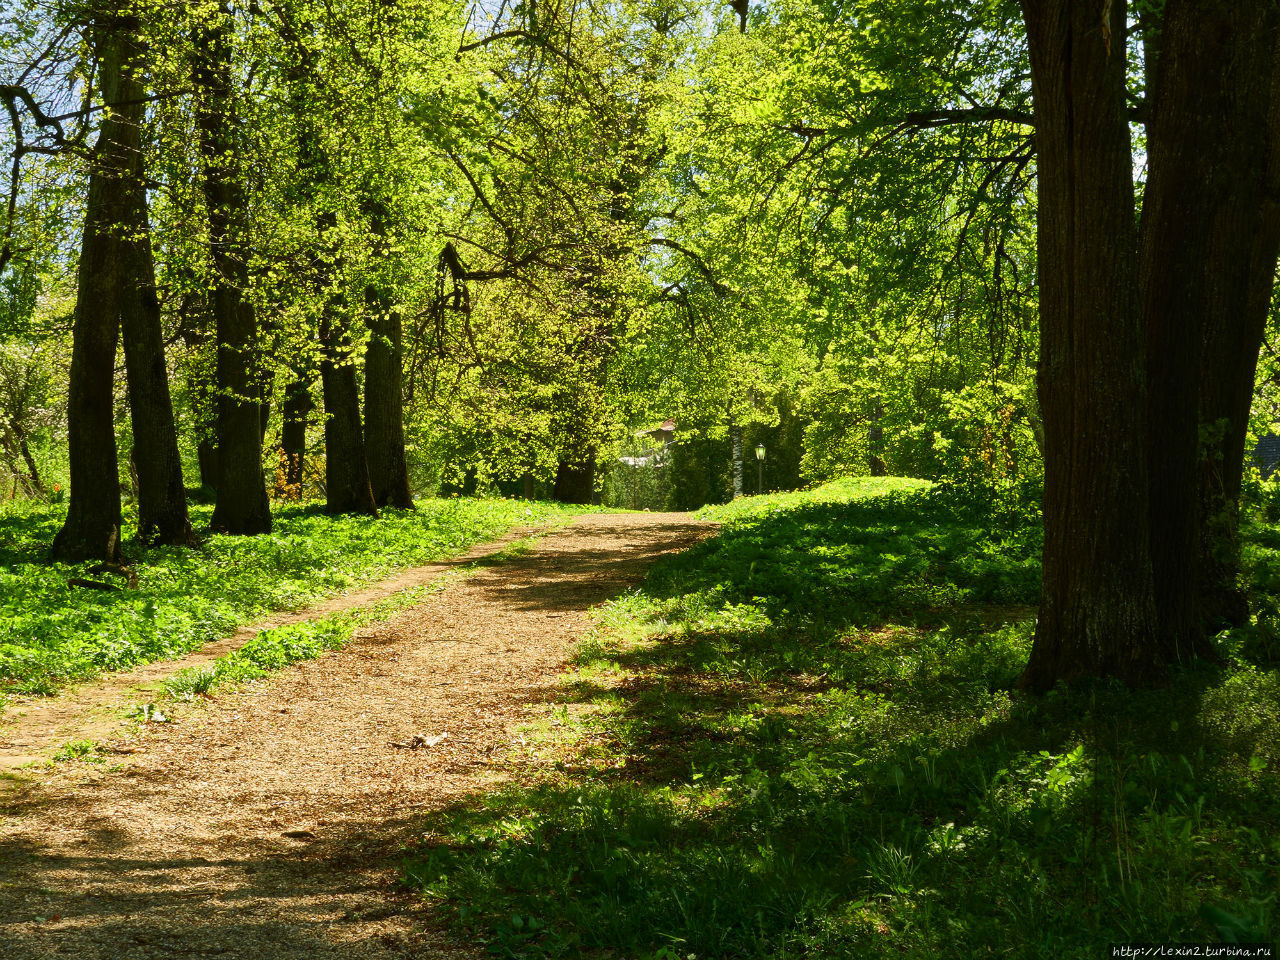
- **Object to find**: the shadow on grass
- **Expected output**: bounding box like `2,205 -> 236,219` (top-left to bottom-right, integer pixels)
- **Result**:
406,483 -> 1280,959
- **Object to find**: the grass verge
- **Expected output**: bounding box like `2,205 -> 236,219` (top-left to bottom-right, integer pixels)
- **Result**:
1,497 -> 583,704
402,477 -> 1278,959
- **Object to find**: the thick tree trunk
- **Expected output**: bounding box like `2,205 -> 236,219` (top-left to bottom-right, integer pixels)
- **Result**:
1189,9 -> 1280,633
363,203 -> 413,509
120,187 -> 195,547
1020,0 -> 1162,690
320,309 -> 377,516
51,13 -> 138,564
1140,1 -> 1280,653
280,376 -> 312,497
554,453 -> 596,505
195,4 -> 271,535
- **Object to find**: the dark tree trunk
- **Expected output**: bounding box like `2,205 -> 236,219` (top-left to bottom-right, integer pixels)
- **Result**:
1140,1 -> 1280,653
280,376 -> 312,497
554,453 -> 596,505
1019,0 -> 1162,690
868,401 -> 887,476
194,3 -> 271,535
362,202 -> 413,509
196,437 -> 218,489
320,308 -> 377,516
120,183 -> 195,547
52,12 -> 139,564
1188,8 -> 1280,633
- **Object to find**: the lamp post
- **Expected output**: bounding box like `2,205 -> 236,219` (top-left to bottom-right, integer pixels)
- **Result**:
755,443 -> 766,495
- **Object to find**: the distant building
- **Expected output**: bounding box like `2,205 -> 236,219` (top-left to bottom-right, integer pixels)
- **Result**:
619,419 -> 677,468
1254,434 -> 1280,478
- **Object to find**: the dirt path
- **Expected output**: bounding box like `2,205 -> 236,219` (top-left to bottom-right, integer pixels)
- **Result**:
0,520 -> 562,772
0,512 -> 712,960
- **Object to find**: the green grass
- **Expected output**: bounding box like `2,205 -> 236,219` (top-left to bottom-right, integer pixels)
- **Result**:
403,478 -> 1279,959
0,497 -> 582,704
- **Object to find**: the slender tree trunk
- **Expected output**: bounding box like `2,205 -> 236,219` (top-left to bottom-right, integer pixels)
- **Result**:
868,400 -> 887,476
730,424 -> 743,497
194,3 -> 271,535
52,11 -> 139,564
1019,0 -> 1162,690
319,307 -> 377,515
280,376 -> 312,497
363,202 -> 413,509
120,183 -> 195,546
312,209 -> 376,516
3,417 -> 41,494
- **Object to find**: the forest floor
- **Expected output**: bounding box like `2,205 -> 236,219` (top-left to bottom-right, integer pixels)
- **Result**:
0,512 -> 713,959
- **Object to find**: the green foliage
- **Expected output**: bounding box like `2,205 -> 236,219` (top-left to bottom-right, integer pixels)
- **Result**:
50,739 -> 104,764
404,479 -> 1278,958
162,574 -> 459,700
0,497 -> 579,704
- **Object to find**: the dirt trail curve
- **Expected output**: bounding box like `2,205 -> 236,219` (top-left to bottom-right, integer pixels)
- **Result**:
0,518 -> 567,773
0,512 -> 712,960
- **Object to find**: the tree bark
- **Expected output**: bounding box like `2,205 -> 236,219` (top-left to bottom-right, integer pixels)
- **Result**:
730,424 -> 743,497
362,201 -> 413,509
320,304 -> 377,515
51,11 -> 139,564
194,3 -> 271,535
1140,0 -> 1280,654
120,179 -> 195,547
1188,7 -> 1280,633
1019,0 -> 1162,690
554,453 -> 596,505
868,400 -> 887,476
280,375 -> 312,497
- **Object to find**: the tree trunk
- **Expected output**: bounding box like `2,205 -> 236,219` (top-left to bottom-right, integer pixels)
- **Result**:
1140,0 -> 1280,653
1019,0 -> 1162,690
51,11 -> 138,564
320,308 -> 377,516
280,375 -> 312,498
730,424 -> 743,497
196,436 -> 218,489
120,180 -> 195,547
1189,7 -> 1280,633
868,400 -> 887,476
554,453 -> 596,505
363,202 -> 413,509
194,3 -> 271,535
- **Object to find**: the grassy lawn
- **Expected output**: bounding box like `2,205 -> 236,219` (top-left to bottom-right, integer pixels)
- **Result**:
0,497 -> 582,704
403,478 -> 1279,959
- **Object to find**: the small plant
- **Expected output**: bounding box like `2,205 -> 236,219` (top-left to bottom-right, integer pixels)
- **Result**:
126,703 -> 170,723
51,739 -> 103,763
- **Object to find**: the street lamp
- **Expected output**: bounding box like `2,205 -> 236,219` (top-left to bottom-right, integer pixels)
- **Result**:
755,443 -> 766,494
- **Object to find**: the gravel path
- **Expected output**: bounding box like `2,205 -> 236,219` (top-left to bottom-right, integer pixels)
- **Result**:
0,512 -> 712,959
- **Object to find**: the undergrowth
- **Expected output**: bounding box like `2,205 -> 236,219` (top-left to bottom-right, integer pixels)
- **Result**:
403,478 -> 1278,959
0,498 -> 580,704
